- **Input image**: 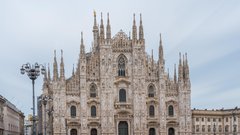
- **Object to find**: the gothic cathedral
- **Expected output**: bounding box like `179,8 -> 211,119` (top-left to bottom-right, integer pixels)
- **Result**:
41,12 -> 192,135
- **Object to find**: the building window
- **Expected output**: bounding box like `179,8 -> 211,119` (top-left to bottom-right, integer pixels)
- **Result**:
70,129 -> 77,135
202,125 -> 205,132
208,125 -> 211,132
70,106 -> 76,118
234,116 -> 236,121
226,117 -> 228,122
118,121 -> 128,135
213,118 -> 216,122
168,128 -> 175,135
149,105 -> 155,117
118,55 -> 126,76
219,125 -> 222,132
148,85 -> 155,97
91,106 -> 96,117
225,125 -> 229,132
196,125 -> 199,132
119,89 -> 126,102
168,105 -> 174,117
208,118 -> 210,122
202,117 -> 204,122
196,118 -> 199,121
219,118 -> 221,122
90,83 -> 97,98
91,128 -> 97,135
149,128 -> 155,135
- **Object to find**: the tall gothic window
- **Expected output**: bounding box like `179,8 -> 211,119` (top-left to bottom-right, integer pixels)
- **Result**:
70,129 -> 77,135
168,105 -> 174,117
90,84 -> 97,98
70,106 -> 76,118
118,121 -> 128,135
148,85 -> 155,97
168,128 -> 175,135
91,128 -> 97,135
149,128 -> 155,135
149,105 -> 155,117
119,89 -> 126,102
118,55 -> 126,76
91,106 -> 96,117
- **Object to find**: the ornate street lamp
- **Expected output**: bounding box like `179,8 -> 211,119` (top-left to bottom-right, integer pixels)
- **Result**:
42,95 -> 52,135
20,63 -> 46,135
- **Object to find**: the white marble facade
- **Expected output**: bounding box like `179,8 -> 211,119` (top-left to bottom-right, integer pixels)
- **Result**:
41,12 -> 192,135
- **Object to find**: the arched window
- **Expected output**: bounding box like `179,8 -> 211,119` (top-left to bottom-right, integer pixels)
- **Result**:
119,89 -> 126,102
91,128 -> 97,135
91,106 -> 96,117
118,121 -> 128,135
149,128 -> 155,135
168,105 -> 174,117
148,85 -> 155,97
168,128 -> 175,135
70,129 -> 77,135
90,84 -> 97,98
149,105 -> 155,117
70,106 -> 76,118
118,55 -> 126,76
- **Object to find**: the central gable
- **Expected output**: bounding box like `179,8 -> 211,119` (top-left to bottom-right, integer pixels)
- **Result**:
112,30 -> 132,52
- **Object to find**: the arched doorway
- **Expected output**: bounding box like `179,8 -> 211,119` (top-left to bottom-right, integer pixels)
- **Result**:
168,128 -> 175,135
118,121 -> 128,135
70,129 -> 77,135
91,128 -> 97,135
149,128 -> 155,135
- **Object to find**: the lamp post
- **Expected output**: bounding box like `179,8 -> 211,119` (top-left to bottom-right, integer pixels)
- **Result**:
20,63 -> 46,135
42,95 -> 51,135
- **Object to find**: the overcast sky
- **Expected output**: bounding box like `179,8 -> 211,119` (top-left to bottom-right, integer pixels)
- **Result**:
0,0 -> 240,115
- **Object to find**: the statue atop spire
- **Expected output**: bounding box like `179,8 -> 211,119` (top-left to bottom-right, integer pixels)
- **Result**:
178,52 -> 183,82
93,11 -> 99,49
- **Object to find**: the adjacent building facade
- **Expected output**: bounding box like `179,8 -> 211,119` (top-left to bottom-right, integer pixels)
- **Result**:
39,12 -> 239,135
0,95 -> 25,135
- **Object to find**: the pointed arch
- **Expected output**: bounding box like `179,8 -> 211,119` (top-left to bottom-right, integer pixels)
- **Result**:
118,121 -> 128,135
117,54 -> 127,77
168,105 -> 174,117
70,129 -> 77,135
148,84 -> 155,97
168,128 -> 175,135
149,105 -> 155,117
90,83 -> 97,98
70,105 -> 76,118
91,105 -> 96,117
149,128 -> 155,135
91,128 -> 97,135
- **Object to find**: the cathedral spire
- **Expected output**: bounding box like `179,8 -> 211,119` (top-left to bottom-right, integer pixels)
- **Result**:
93,11 -> 99,49
99,12 -> 105,43
60,50 -> 65,81
139,13 -> 144,40
178,52 -> 183,82
106,12 -> 111,41
174,64 -> 177,83
53,50 -> 58,81
47,63 -> 51,81
159,33 -> 165,73
80,32 -> 85,58
132,13 -> 137,40
185,53 -> 189,81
